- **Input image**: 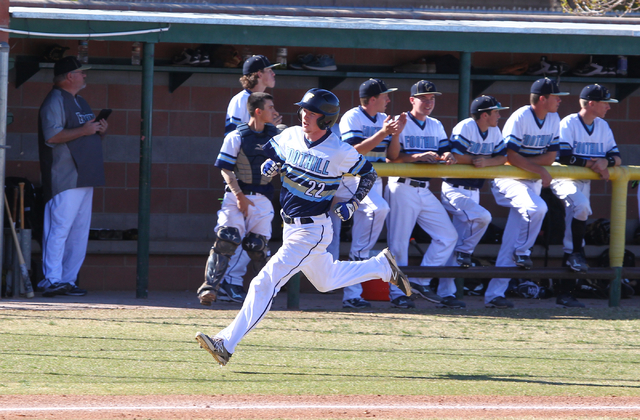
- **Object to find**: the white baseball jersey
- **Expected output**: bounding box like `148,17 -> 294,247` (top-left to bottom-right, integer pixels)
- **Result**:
225,89 -> 251,134
503,105 -> 561,157
392,112 -> 449,182
339,106 -> 391,162
264,126 -> 372,218
446,117 -> 507,189
558,113 -> 620,160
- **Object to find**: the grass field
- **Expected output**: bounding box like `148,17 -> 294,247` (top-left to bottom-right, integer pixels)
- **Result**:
1,306 -> 639,398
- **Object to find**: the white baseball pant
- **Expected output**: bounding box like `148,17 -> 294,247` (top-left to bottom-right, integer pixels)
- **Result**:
216,214 -> 392,353
385,179 -> 457,300
550,179 -> 591,255
439,182 -> 492,297
215,191 -> 274,286
39,187 -> 93,288
485,178 -> 547,304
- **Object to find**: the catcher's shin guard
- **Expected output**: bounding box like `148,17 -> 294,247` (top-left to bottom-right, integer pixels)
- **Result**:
242,232 -> 268,266
197,226 -> 241,305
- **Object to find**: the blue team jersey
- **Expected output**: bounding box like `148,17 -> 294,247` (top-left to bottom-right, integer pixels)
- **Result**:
263,126 -> 373,218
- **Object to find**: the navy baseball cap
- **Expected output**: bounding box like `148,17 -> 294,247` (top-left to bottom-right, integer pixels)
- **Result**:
243,55 -> 277,75
580,84 -> 618,103
411,80 -> 442,97
359,78 -> 397,98
530,78 -> 569,96
470,96 -> 509,114
54,56 -> 91,77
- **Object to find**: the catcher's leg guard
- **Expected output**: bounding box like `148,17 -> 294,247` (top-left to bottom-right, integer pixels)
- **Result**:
242,232 -> 268,266
197,226 -> 241,305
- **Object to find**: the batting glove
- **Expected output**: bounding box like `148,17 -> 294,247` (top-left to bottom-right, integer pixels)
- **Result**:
333,199 -> 360,222
261,159 -> 280,178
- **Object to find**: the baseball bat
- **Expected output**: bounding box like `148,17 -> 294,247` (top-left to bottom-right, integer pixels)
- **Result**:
11,186 -> 17,228
18,182 -> 24,230
410,237 -> 425,256
4,192 -> 34,298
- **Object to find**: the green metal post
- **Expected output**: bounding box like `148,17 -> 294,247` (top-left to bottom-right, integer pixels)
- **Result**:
287,272 -> 300,309
458,52 -> 472,122
609,267 -> 622,308
136,42 -> 155,299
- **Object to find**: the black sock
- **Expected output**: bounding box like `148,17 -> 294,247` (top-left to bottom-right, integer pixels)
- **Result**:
571,218 -> 587,254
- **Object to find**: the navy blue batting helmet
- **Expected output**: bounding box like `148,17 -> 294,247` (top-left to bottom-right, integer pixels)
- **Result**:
295,88 -> 340,130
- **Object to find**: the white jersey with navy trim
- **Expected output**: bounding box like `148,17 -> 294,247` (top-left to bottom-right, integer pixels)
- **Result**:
446,118 -> 507,189
225,89 -> 251,134
392,113 -> 449,182
503,105 -> 560,156
558,113 -> 620,159
264,126 -> 371,218
339,106 -> 390,163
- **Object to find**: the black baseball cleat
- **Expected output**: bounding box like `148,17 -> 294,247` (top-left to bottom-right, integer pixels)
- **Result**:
567,252 -> 589,273
195,332 -> 232,366
556,294 -> 586,308
380,248 -> 412,297
456,252 -> 472,268
485,297 -> 515,309
42,283 -> 72,297
409,282 -> 442,303
438,296 -> 466,309
217,282 -> 247,303
513,252 -> 533,270
390,296 -> 416,309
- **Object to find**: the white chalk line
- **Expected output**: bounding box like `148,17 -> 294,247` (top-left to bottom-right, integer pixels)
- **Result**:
1,405 -> 640,412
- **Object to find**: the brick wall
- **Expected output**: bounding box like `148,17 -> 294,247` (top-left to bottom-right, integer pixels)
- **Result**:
7,39 -> 639,291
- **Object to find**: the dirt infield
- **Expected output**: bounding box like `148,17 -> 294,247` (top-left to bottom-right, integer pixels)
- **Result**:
2,395 -> 640,419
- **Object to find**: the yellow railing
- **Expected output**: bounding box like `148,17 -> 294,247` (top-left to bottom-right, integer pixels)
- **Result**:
373,163 -> 640,269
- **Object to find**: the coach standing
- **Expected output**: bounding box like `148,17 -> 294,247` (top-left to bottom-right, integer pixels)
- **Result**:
37,56 -> 108,297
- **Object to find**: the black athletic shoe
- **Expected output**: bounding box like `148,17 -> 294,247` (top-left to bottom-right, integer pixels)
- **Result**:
42,283 -> 72,297
342,298 -> 372,309
409,282 -> 442,303
513,252 -> 533,270
438,296 -> 466,309
217,282 -> 247,303
556,294 -> 586,308
485,297 -> 515,309
65,285 -> 87,296
567,252 -> 589,273
390,296 -> 416,309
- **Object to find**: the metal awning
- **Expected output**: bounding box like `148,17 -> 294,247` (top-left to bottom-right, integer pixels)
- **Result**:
8,6 -> 640,54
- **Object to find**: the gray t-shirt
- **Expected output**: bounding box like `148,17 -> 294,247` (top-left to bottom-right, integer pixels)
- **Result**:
38,87 -> 105,202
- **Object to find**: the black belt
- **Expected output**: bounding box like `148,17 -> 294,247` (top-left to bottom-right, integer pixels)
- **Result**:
225,186 -> 259,195
450,184 -> 478,191
397,177 -> 428,188
281,211 -> 327,225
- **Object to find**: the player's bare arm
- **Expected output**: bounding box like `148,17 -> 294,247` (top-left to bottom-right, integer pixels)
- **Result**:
586,156 -> 621,181
46,118 -> 105,144
507,149 -> 554,187
386,113 -> 407,161
221,168 -> 254,216
396,151 -> 440,163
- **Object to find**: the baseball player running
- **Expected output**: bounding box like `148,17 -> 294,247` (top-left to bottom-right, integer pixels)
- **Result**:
550,84 -> 621,308
197,92 -> 280,306
384,80 -> 460,309
486,78 -> 567,309
196,88 -> 411,366
327,78 -> 406,309
439,96 -> 509,302
218,55 -> 283,303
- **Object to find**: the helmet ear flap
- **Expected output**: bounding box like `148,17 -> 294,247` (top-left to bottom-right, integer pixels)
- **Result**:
297,107 -> 302,123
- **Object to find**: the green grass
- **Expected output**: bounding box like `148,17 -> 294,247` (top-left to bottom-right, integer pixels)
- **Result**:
1,307 -> 639,396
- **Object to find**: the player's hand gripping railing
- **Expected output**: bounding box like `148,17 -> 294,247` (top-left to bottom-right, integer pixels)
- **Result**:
372,163 -> 640,307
